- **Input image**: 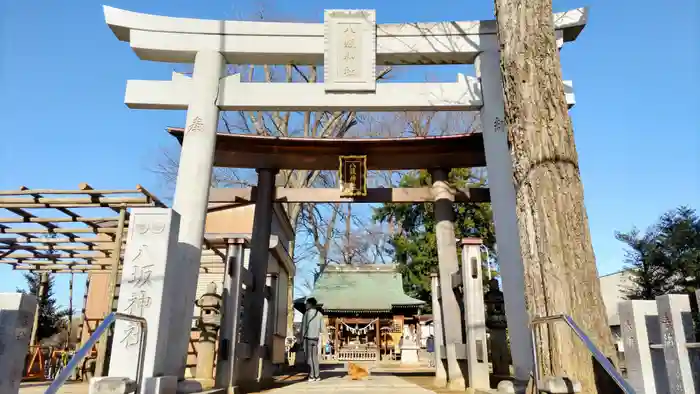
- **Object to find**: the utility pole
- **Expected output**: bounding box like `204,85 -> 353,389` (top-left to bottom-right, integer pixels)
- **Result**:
30,272 -> 49,346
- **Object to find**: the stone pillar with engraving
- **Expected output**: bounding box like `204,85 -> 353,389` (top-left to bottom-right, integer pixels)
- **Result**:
618,300 -> 668,394
656,294 -> 700,394
108,208 -> 181,381
0,293 -> 36,394
460,239 -> 489,389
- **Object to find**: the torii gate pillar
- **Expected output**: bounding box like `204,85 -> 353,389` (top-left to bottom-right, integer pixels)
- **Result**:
476,50 -> 533,382
169,50 -> 226,378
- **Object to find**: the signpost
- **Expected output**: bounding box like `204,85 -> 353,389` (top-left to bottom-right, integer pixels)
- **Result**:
339,155 -> 367,197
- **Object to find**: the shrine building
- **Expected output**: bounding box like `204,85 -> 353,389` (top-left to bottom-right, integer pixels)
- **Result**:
294,264 -> 425,362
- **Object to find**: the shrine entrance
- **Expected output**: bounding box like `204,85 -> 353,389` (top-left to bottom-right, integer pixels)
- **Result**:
99,5 -> 587,393
170,130 -> 492,376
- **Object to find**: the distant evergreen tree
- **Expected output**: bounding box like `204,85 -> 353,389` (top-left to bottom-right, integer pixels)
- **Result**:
374,168 -> 496,312
615,229 -> 676,299
616,206 -> 700,299
17,273 -> 67,342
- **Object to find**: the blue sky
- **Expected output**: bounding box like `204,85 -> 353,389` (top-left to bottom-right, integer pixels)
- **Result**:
1,0 -> 698,309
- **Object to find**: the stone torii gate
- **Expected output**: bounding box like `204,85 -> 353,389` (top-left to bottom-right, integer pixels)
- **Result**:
102,5 -> 587,392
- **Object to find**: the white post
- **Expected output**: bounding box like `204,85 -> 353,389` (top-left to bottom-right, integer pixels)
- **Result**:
170,50 -> 226,377
475,50 -> 533,381
430,273 -> 447,386
461,239 -> 490,389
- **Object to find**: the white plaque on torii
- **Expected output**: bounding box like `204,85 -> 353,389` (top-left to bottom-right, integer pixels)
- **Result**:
324,10 -> 377,92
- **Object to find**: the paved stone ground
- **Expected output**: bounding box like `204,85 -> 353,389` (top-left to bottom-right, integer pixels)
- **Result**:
260,374 -> 437,393
19,376 -> 441,394
18,366 -> 447,394
19,381 -> 87,394
255,364 -> 447,394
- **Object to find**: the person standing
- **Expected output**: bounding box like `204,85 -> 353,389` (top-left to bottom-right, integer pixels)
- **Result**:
301,297 -> 324,382
426,335 -> 435,367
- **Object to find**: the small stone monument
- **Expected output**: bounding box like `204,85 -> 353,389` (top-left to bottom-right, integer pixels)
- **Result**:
485,278 -> 510,377
656,294 -> 700,394
618,300 -> 668,394
0,293 -> 37,394
108,208 -> 181,381
194,282 -> 222,388
400,325 -> 420,365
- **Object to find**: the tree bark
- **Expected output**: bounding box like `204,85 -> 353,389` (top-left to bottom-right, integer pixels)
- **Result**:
493,1 -> 620,393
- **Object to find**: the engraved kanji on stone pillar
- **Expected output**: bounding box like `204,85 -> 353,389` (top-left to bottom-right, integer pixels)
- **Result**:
110,208 -> 180,380
656,295 -> 700,394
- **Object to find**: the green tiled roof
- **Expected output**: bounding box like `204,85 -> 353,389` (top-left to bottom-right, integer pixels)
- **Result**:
296,264 -> 425,312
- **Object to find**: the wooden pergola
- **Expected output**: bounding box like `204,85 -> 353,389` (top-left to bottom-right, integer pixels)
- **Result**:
0,184 -> 164,273
0,184 -> 226,274
0,183 -> 230,365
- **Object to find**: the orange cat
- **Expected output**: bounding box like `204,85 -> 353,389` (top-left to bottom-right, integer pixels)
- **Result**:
347,362 -> 369,380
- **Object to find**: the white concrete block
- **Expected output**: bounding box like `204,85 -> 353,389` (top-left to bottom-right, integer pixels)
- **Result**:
496,380 -> 515,393
400,345 -> 420,365
540,376 -> 581,393
0,293 -> 37,394
89,377 -> 137,394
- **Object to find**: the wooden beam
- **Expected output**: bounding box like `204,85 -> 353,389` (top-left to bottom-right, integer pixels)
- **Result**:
0,236 -> 115,244
6,252 -> 109,259
0,188 -> 145,196
209,187 -> 491,204
4,260 -> 225,267
0,196 -> 153,205
11,264 -> 224,274
0,244 -> 116,252
2,255 -> 111,263
0,227 -> 120,234
0,216 -> 125,224
79,183 -> 122,214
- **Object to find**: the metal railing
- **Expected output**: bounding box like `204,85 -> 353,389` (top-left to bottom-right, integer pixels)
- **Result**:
530,314 -> 635,394
45,312 -> 147,394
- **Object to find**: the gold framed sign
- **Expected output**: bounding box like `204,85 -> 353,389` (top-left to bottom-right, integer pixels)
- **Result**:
339,155 -> 368,197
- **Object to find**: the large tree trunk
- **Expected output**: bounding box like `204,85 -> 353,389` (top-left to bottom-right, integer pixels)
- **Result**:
493,1 -> 619,393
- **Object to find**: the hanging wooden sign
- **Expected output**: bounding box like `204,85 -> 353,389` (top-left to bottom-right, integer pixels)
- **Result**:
339,155 -> 367,197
